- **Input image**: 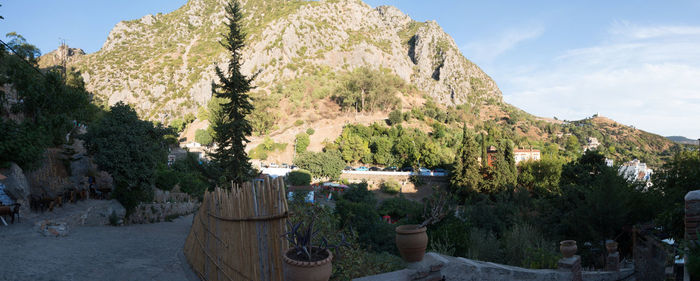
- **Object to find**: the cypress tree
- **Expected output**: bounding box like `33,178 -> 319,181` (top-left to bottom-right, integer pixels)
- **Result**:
450,125 -> 482,198
210,0 -> 256,185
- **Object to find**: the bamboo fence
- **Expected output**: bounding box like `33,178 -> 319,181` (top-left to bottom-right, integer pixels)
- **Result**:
183,176 -> 289,281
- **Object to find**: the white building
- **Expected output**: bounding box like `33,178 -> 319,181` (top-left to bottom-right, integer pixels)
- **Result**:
618,159 -> 653,188
514,149 -> 541,164
583,137 -> 600,151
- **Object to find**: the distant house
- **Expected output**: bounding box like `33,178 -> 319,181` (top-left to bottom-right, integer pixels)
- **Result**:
618,159 -> 653,188
486,146 -> 498,167
514,149 -> 541,164
605,158 -> 614,167
583,137 -> 600,151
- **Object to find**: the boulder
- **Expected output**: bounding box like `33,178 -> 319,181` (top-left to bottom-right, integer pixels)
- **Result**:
84,199 -> 126,226
0,162 -> 30,202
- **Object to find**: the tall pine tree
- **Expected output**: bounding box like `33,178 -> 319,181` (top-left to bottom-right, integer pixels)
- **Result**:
450,125 -> 482,199
211,0 -> 256,185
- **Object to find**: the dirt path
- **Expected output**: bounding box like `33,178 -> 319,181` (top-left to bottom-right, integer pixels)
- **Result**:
0,214 -> 197,281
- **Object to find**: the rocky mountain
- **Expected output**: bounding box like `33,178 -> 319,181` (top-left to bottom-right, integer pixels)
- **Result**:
39,0 -> 501,122
667,136 -> 699,145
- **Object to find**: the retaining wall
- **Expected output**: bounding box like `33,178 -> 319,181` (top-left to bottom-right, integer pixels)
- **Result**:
354,252 -> 635,281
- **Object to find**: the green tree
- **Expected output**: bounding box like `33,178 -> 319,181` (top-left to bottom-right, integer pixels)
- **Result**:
210,0 -> 256,185
517,156 -> 564,195
388,109 -> 402,125
450,125 -> 482,198
83,103 -> 169,212
195,128 -> 213,146
653,150 -> 700,240
337,131 -> 370,163
293,151 -> 345,180
184,112 -> 196,124
565,135 -> 580,154
371,136 -> 394,165
295,132 -> 310,154
288,169 -> 312,186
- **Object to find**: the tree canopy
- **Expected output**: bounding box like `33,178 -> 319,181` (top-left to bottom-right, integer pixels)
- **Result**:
210,0 -> 256,185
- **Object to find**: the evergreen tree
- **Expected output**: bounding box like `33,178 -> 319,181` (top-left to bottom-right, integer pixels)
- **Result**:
480,132 -> 488,167
450,125 -> 482,199
210,0 -> 256,185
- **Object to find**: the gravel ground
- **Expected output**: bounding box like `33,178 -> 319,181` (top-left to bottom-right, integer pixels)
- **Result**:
0,212 -> 198,281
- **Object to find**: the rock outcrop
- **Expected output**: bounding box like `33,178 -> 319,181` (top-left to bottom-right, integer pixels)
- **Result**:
39,0 -> 501,122
0,162 -> 30,203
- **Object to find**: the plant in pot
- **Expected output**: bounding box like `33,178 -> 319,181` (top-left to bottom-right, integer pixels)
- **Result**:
395,188 -> 452,262
282,217 -> 348,281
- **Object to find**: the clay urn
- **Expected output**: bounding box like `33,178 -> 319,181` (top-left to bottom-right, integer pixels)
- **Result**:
283,248 -> 333,281
395,224 -> 428,262
560,240 -> 578,258
605,240 -> 618,254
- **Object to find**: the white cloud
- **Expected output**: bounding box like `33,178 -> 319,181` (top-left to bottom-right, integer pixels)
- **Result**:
503,23 -> 700,138
462,24 -> 544,62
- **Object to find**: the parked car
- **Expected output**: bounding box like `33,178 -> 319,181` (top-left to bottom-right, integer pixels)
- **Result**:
269,163 -> 279,168
282,163 -> 289,169
356,166 -> 369,171
432,168 -> 448,174
369,167 -> 381,171
401,167 -> 413,172
418,167 -> 431,174
384,166 -> 398,172
344,166 -> 354,171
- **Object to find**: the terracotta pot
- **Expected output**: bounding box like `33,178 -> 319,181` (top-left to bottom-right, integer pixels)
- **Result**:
395,224 -> 428,262
605,240 -> 618,254
560,240 -> 577,258
283,248 -> 332,281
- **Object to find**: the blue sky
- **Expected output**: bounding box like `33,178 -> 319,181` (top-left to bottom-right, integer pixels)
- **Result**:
2,0 -> 700,138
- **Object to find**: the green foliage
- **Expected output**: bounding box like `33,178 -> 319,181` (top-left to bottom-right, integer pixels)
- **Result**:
249,137 -> 286,160
0,120 -> 50,169
517,156 -> 565,195
294,119 -> 304,126
288,169 -> 312,186
248,91 -> 280,135
210,0 -> 255,185
388,109 -> 402,125
379,180 -> 401,194
295,132 -> 310,154
83,102 -> 169,212
194,128 -> 213,146
336,130 -> 370,163
170,118 -> 186,132
377,196 -> 423,223
293,151 -> 345,180
335,183 -> 395,253
305,128 -> 315,135
332,67 -> 405,113
155,165 -> 179,191
450,126 -> 482,198
653,150 -> 700,240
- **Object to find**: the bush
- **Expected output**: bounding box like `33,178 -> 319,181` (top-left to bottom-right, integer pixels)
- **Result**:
294,119 -> 304,126
306,128 -> 315,135
379,180 -> 401,194
295,132 -> 310,154
155,166 -> 179,191
288,169 -> 312,186
388,109 -> 402,125
378,196 -> 422,223
195,129 -> 213,146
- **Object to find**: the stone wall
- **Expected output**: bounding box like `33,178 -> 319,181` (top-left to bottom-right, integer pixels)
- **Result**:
354,252 -> 635,281
127,190 -> 199,224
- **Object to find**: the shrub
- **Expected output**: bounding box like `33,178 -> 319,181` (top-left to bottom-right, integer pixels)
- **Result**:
306,128 -> 315,135
294,119 -> 304,126
388,109 -> 402,125
378,196 -> 422,223
295,132 -> 310,154
195,129 -> 213,146
155,166 -> 179,191
379,180 -> 401,194
288,169 -> 312,186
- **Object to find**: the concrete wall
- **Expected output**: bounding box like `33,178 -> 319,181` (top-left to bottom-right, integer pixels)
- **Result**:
354,252 -> 635,281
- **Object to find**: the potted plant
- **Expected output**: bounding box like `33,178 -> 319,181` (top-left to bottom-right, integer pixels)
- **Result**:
282,217 -> 347,281
395,189 -> 452,262
559,240 -> 577,258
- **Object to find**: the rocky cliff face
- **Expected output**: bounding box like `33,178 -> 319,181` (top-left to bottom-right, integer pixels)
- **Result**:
40,0 -> 501,121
